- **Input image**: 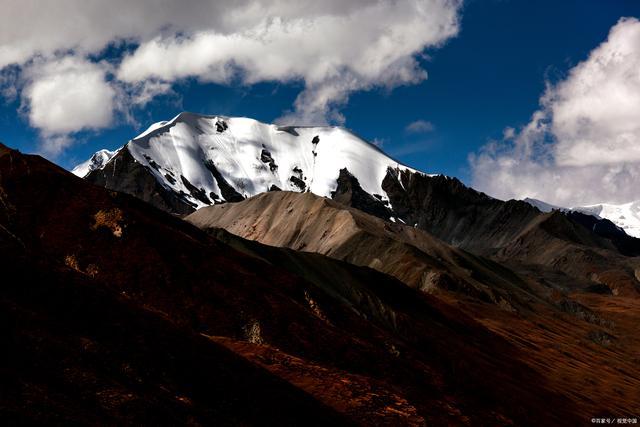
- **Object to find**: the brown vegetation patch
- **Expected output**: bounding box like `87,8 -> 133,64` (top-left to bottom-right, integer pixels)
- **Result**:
92,208 -> 124,237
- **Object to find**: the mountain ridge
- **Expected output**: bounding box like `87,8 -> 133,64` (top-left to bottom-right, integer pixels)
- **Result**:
184,188 -> 640,419
76,112 -> 640,246
79,112 -> 421,215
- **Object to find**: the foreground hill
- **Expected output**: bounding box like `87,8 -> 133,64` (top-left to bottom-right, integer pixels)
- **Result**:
0,144 -> 349,425
1,142 -> 599,424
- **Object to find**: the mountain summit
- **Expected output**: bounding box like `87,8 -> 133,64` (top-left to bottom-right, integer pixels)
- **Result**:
76,112 -> 640,246
78,112 -> 419,214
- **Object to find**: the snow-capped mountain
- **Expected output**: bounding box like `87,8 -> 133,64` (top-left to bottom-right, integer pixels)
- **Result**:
523,197 -> 640,238
77,112 -> 419,213
572,202 -> 640,238
72,149 -> 118,178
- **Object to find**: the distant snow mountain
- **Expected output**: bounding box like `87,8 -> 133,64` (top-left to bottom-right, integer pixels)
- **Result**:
572,202 -> 640,238
76,112 -> 419,214
72,149 -> 118,178
523,197 -> 640,238
74,112 -> 640,242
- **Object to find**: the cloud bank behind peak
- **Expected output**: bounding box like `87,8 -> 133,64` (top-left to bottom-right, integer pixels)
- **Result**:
0,0 -> 462,155
471,17 -> 640,207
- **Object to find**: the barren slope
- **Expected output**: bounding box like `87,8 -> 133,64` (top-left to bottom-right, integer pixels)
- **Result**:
2,143 -> 588,425
187,190 -> 640,418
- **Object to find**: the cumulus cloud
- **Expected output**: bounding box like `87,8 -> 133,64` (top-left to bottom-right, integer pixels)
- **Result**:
471,17 -> 640,207
0,0 -> 238,69
117,0 -> 461,125
0,0 -> 462,155
22,56 -> 116,136
405,119 -> 435,134
128,80 -> 175,106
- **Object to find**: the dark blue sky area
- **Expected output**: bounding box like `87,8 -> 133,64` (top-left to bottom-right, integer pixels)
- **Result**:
2,0 -> 639,181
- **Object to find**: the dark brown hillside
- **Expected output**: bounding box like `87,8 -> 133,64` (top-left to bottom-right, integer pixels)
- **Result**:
0,143 -> 589,425
0,250 -> 347,426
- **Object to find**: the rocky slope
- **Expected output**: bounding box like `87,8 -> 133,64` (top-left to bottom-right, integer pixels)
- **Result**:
190,174 -> 640,299
187,189 -> 640,419
2,142 -> 596,425
76,112 -> 640,267
188,191 -> 535,308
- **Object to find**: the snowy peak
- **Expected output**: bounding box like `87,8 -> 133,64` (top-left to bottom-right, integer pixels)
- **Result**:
81,112 -> 418,212
523,197 -> 640,238
572,202 -> 640,238
72,149 -> 118,178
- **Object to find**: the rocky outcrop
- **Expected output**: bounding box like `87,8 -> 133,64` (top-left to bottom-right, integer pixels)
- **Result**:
86,147 -> 196,215
331,168 -> 392,220
381,168 -> 640,259
375,167 -> 640,295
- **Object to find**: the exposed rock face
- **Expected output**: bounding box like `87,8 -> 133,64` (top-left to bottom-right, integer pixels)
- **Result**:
203,160 -> 245,203
382,168 -> 550,251
567,210 -> 640,256
331,168 -> 392,220
381,167 -> 640,257
376,168 -> 640,296
86,147 -> 196,215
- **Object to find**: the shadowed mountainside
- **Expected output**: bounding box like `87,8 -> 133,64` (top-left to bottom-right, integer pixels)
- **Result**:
335,168 -> 640,297
1,142 -> 595,425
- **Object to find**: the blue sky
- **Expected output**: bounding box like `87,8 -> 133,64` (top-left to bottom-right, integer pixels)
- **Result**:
1,0 -> 639,205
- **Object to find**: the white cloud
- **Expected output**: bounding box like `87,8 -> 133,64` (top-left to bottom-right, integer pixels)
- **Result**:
0,0 -> 461,155
117,0 -> 461,125
128,80 -> 174,106
405,119 -> 435,134
40,135 -> 74,157
0,1 -> 234,69
502,126 -> 515,140
22,56 -> 116,136
471,17 -> 640,207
